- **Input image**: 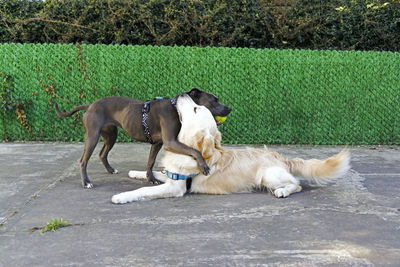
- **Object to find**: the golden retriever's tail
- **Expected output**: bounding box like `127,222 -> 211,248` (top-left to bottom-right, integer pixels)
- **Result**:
286,149 -> 350,184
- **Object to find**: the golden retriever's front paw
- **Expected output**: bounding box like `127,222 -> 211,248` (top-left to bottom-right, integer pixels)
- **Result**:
111,193 -> 129,204
274,188 -> 290,198
128,170 -> 147,180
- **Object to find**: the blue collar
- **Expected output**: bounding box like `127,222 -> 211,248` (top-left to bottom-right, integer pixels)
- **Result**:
165,170 -> 199,180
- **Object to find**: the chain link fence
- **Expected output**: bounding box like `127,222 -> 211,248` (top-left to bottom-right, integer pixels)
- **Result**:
1,43 -> 399,144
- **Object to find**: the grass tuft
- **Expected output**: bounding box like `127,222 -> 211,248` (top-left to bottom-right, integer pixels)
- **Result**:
42,218 -> 71,233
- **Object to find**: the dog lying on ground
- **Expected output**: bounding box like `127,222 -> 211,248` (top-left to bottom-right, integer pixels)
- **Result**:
111,95 -> 350,203
55,88 -> 231,188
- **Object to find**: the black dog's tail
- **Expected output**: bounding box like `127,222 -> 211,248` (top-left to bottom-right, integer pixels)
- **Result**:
54,103 -> 90,118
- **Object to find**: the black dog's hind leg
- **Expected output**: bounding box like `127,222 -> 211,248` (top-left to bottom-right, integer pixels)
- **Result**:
80,120 -> 101,188
146,142 -> 163,184
99,125 -> 118,174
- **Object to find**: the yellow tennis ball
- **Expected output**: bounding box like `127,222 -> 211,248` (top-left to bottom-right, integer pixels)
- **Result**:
214,116 -> 227,124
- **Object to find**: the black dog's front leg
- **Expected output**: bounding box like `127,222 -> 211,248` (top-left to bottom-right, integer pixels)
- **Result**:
145,142 -> 163,184
159,113 -> 210,176
163,139 -> 210,176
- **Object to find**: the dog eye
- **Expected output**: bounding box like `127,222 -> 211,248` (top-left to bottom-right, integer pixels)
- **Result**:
194,107 -> 197,113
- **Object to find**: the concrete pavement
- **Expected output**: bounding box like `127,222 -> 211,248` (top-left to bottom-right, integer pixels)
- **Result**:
0,143 -> 399,266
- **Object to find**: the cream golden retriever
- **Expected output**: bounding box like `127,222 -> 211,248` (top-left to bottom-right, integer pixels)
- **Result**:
112,95 -> 350,204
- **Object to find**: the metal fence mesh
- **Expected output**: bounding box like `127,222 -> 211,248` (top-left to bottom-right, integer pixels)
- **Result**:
1,43 -> 399,144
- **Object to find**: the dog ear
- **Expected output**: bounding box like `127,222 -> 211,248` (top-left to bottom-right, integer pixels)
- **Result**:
188,88 -> 201,98
201,135 -> 215,160
195,134 -> 214,161
194,131 -> 205,152
195,130 -> 221,156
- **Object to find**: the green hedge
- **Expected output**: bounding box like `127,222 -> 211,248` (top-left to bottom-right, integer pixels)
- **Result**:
1,43 -> 399,144
1,0 -> 400,51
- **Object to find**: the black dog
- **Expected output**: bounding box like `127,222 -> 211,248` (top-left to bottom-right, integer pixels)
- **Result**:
55,88 -> 231,188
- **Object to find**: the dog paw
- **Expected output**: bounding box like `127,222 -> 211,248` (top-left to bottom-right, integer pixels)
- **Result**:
148,177 -> 161,185
106,167 -> 119,174
111,192 -> 137,204
128,171 -> 147,180
200,164 -> 210,176
84,183 -> 94,189
111,193 -> 128,204
274,188 -> 289,198
147,172 -> 162,184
